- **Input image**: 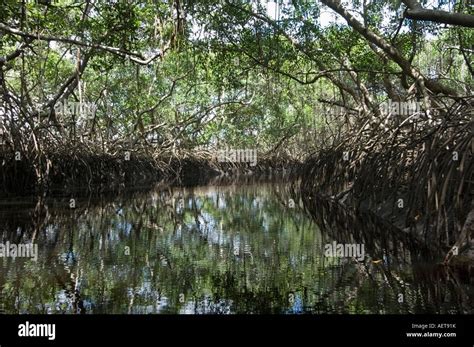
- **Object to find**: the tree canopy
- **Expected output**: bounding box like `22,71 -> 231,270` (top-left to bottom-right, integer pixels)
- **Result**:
1,0 -> 471,157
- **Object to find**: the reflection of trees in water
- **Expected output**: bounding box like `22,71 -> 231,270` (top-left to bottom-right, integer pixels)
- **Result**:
0,183 -> 472,313
300,192 -> 474,314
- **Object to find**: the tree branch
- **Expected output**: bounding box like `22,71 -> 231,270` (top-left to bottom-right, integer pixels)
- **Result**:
401,0 -> 474,28
0,22 -> 164,65
320,0 -> 458,97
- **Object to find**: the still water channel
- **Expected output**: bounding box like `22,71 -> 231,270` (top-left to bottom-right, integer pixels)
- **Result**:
0,181 -> 472,314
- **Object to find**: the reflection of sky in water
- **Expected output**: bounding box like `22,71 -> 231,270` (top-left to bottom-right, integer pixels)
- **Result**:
0,182 -> 472,314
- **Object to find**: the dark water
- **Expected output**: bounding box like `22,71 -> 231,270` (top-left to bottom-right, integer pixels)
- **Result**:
0,181 -> 472,314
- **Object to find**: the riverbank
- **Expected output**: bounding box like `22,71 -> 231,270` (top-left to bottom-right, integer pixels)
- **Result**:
299,104 -> 473,264
0,145 -> 302,196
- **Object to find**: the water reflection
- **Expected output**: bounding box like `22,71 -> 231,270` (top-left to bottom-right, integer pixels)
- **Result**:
0,182 -> 472,314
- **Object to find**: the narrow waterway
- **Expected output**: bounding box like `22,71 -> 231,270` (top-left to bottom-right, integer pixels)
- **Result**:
0,181 -> 472,314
